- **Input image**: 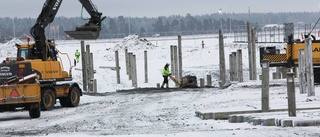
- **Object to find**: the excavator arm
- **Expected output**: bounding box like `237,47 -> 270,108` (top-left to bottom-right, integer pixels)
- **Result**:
30,0 -> 105,61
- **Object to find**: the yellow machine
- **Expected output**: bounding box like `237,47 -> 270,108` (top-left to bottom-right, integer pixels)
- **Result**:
260,34 -> 320,82
0,0 -> 105,118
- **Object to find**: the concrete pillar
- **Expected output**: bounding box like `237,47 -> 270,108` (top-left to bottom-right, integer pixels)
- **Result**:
89,79 -> 97,93
251,29 -> 257,80
229,54 -> 232,81
200,78 -> 204,87
81,41 -> 87,91
305,37 -> 315,96
261,60 -> 270,112
206,75 -> 212,86
90,53 -> 94,79
144,50 -> 148,83
125,48 -> 129,75
232,52 -> 237,81
178,35 -> 183,81
157,83 -> 160,88
219,30 -> 226,87
132,54 -> 137,88
85,45 -> 91,90
247,22 -> 253,80
174,46 -> 178,80
287,72 -> 296,117
170,45 -> 175,76
298,49 -> 306,94
128,53 -> 133,80
237,49 -> 243,82
115,50 -> 120,84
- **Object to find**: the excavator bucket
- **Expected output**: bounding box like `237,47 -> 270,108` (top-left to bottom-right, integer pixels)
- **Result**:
65,25 -> 101,40
65,30 -> 100,40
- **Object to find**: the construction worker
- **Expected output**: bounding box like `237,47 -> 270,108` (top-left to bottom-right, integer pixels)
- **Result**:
161,63 -> 171,88
75,50 -> 80,63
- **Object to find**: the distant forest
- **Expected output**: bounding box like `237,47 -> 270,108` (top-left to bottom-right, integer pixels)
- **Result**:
0,12 -> 319,40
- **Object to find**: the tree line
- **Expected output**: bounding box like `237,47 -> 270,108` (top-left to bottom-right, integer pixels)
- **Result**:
0,12 -> 319,41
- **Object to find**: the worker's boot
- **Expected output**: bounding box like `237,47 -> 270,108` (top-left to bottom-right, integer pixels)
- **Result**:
161,83 -> 164,88
166,83 -> 169,88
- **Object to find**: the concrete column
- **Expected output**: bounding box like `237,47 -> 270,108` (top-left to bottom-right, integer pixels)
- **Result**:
81,41 -> 87,91
86,45 -> 91,90
298,49 -> 306,94
174,46 -> 178,81
90,53 -> 94,79
251,29 -> 257,80
247,22 -> 253,80
261,60 -> 269,112
236,49 -> 243,82
128,53 -> 132,80
178,35 -> 183,81
229,54 -> 233,81
206,75 -> 212,86
200,78 -> 204,87
115,50 -> 120,84
144,50 -> 148,83
305,37 -> 315,96
219,30 -> 226,87
287,72 -> 296,117
232,52 -> 237,81
132,54 -> 137,88
170,45 -> 175,76
157,83 -> 160,88
125,48 -> 129,75
92,79 -> 97,93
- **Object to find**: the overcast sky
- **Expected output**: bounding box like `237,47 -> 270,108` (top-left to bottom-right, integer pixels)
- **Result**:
1,0 -> 320,18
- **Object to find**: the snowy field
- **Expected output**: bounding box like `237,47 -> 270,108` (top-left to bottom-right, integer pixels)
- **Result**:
0,34 -> 320,137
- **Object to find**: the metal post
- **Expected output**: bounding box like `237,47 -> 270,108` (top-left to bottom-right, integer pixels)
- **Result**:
298,49 -> 306,94
144,50 -> 148,83
236,49 -> 243,82
115,50 -> 120,84
219,30 -> 226,87
81,41 -> 87,92
261,60 -> 269,112
287,72 -> 296,117
305,37 -> 315,96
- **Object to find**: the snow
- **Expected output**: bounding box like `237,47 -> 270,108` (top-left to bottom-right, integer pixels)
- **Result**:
0,34 -> 320,137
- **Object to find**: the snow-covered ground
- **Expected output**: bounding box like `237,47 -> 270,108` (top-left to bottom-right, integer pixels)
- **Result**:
0,34 -> 320,137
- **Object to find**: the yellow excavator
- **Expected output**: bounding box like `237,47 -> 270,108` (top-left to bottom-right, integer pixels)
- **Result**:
0,0 -> 105,118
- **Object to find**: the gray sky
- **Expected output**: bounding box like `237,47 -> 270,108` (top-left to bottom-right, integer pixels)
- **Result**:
1,0 -> 320,18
